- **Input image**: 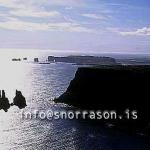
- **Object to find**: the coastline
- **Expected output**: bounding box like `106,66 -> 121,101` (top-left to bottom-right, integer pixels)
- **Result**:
55,65 -> 150,136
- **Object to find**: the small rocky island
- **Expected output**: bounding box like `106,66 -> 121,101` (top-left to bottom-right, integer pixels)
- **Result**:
55,65 -> 150,136
12,58 -> 21,61
0,90 -> 10,112
0,90 -> 27,112
13,90 -> 27,109
48,55 -> 119,65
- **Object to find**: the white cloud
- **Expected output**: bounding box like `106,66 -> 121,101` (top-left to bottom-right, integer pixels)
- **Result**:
0,14 -> 8,17
0,0 -> 27,9
43,0 -> 85,6
0,0 -> 84,9
0,0 -> 61,18
82,14 -> 106,20
120,27 -> 150,36
0,18 -> 92,33
10,10 -> 61,18
0,0 -> 93,33
65,6 -> 73,10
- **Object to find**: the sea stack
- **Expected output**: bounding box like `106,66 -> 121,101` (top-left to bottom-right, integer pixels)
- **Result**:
13,90 -> 27,109
34,58 -> 39,63
0,90 -> 10,112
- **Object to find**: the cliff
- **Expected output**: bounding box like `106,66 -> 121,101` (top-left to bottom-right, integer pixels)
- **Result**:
48,55 -> 118,65
55,65 -> 150,134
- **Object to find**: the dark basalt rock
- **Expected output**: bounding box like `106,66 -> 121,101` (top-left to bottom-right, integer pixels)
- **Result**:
0,90 -> 10,112
13,90 -> 27,109
0,90 -> 26,112
55,65 -> 150,135
34,58 -> 39,62
12,58 -> 21,61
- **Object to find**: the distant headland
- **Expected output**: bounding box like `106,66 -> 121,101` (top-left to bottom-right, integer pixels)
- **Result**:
11,55 -> 119,65
48,55 -> 119,65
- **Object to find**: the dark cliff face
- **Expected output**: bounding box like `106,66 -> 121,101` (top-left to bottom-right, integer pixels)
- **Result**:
56,66 -> 150,127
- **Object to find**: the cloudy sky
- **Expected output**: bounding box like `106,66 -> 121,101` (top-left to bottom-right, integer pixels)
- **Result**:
0,0 -> 150,53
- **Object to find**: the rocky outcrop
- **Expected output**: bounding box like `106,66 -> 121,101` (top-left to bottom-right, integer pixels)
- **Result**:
13,90 -> 27,109
12,58 -> 21,61
0,90 -> 27,112
48,55 -> 118,65
0,90 -> 10,112
55,65 -> 150,134
34,58 -> 39,62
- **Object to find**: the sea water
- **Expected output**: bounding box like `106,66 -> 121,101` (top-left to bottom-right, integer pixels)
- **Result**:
0,49 -> 150,150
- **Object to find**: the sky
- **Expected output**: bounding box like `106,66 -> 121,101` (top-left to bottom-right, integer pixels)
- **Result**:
0,0 -> 150,53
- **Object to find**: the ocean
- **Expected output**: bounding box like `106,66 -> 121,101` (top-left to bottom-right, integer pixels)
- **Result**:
0,49 -> 150,150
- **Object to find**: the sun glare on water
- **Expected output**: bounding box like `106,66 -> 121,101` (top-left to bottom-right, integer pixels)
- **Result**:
0,49 -> 39,102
